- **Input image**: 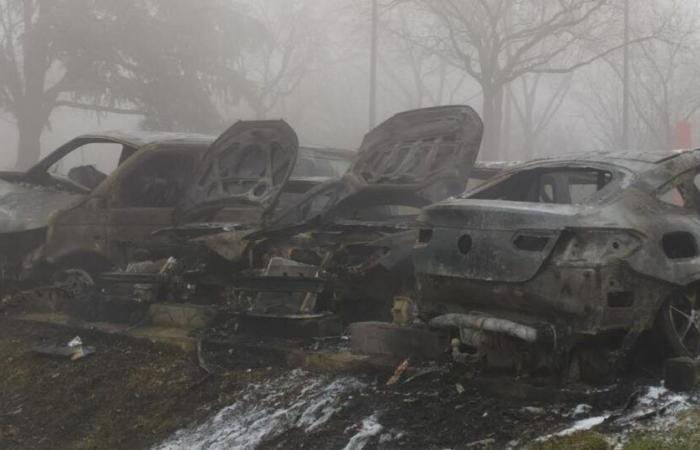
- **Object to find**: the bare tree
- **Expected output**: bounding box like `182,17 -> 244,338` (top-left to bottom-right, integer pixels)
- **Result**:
236,0 -> 328,119
577,0 -> 700,151
0,0 -> 259,169
509,73 -> 573,159
412,0 -> 622,159
381,5 -> 471,110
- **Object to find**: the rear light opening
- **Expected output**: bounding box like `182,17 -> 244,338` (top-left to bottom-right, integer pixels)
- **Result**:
418,228 -> 434,243
513,234 -> 550,252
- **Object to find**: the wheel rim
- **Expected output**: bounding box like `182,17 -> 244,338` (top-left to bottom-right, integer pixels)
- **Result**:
53,269 -> 95,298
667,288 -> 700,356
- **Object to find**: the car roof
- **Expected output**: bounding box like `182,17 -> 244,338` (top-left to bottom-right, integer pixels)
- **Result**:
507,149 -> 700,173
75,130 -> 216,149
76,132 -> 357,161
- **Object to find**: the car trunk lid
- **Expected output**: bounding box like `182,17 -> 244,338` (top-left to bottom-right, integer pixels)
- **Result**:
415,200 -> 581,282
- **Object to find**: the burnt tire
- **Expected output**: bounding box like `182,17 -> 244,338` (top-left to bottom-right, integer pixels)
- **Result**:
657,286 -> 700,358
50,267 -> 100,321
51,268 -> 96,298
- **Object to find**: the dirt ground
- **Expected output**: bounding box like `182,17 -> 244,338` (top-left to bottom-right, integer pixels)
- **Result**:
0,317 -> 287,450
0,315 -> 696,450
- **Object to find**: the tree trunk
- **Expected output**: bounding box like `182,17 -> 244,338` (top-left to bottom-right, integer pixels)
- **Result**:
15,112 -> 44,170
481,84 -> 504,160
14,1 -> 47,170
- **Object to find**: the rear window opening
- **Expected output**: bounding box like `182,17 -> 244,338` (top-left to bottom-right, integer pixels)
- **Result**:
470,168 -> 613,205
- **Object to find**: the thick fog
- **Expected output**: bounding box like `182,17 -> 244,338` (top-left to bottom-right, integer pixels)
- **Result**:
1,0 -> 699,169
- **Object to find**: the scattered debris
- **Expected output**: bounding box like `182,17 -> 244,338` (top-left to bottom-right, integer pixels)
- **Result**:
521,406 -> 545,415
195,340 -> 216,376
386,358 -> 409,386
32,336 -> 95,361
466,437 -> 496,448
402,365 -> 448,384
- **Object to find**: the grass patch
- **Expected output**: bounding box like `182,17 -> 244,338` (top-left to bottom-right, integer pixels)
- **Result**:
528,431 -> 610,450
623,409 -> 700,450
529,409 -> 700,450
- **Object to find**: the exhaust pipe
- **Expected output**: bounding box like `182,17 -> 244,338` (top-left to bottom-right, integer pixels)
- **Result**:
429,313 -> 539,344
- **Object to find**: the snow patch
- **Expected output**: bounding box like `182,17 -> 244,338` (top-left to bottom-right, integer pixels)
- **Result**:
342,414 -> 383,450
535,384 -> 693,445
568,404 -> 593,418
153,370 -> 365,450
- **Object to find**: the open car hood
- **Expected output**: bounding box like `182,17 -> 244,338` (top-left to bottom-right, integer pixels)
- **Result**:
0,179 -> 85,233
176,120 -> 299,223
258,106 -> 484,234
350,105 -> 483,193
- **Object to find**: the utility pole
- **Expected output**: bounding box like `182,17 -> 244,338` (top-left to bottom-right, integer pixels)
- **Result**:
622,0 -> 630,149
369,0 -> 378,129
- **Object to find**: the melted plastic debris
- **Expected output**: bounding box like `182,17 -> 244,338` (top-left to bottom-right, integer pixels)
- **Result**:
154,369 -> 365,450
342,414 -> 383,450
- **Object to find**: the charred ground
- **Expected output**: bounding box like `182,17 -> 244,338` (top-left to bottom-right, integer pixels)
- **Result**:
0,315 -> 693,450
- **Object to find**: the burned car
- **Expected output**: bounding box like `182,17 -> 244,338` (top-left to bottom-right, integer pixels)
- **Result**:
0,126 -> 351,291
213,105 -> 485,330
414,150 -> 700,379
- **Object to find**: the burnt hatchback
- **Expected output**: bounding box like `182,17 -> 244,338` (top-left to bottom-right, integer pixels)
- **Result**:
415,150 -> 700,379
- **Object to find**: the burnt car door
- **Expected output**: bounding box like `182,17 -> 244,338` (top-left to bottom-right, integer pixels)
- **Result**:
104,120 -> 298,265
25,138 -> 138,273
98,146 -> 205,265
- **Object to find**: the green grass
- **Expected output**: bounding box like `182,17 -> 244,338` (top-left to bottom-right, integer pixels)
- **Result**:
528,431 -> 610,450
623,409 -> 700,450
529,409 -> 700,450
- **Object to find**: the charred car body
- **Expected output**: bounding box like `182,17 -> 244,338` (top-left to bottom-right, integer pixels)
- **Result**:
0,126 -> 351,291
194,105 -> 485,331
415,150 -> 700,379
108,106 -> 483,335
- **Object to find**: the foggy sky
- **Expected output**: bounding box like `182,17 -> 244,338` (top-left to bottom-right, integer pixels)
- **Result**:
2,0 -> 700,169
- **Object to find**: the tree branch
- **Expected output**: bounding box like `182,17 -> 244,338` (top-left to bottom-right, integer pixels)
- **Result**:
54,100 -> 147,116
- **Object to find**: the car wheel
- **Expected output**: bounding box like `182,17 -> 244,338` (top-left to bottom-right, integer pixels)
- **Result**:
51,268 -> 96,299
658,286 -> 700,357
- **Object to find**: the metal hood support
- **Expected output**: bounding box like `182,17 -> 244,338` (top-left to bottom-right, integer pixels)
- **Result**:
177,120 -> 299,223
